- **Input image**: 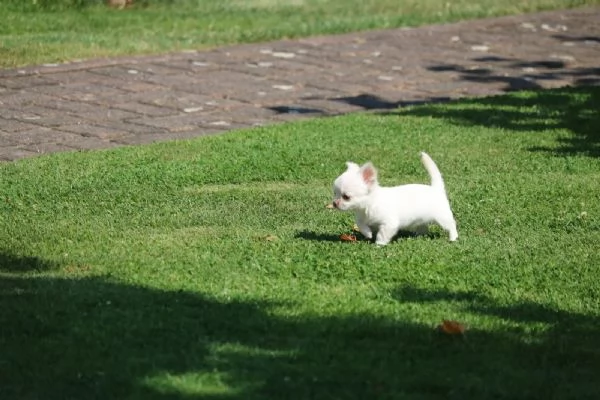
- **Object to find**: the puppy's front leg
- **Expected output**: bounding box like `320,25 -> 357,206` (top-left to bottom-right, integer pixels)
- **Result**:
355,214 -> 372,240
375,225 -> 396,246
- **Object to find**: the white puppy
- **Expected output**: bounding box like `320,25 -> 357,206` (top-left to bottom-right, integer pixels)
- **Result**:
332,152 -> 458,245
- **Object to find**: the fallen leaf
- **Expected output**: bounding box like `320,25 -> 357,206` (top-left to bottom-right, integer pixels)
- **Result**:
264,235 -> 279,242
438,320 -> 466,335
325,203 -> 334,209
352,224 -> 360,232
339,233 -> 357,242
63,264 -> 93,274
107,0 -> 133,8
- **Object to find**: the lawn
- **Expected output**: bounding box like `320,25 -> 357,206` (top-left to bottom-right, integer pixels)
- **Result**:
1,86 -> 599,399
1,0 -> 599,68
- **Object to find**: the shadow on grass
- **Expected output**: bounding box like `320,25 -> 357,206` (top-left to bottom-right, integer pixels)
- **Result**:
295,230 -> 343,242
295,230 -> 439,243
3,266 -> 599,399
384,86 -> 600,157
0,252 -> 58,273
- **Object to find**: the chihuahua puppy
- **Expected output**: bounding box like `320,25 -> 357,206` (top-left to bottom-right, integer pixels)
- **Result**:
332,152 -> 458,246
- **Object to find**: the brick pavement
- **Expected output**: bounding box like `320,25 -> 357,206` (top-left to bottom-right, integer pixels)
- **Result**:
0,7 -> 598,161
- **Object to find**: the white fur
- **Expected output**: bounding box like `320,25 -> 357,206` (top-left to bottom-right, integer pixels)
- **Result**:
332,152 -> 458,246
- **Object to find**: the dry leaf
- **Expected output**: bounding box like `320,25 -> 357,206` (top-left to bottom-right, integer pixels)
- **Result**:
438,320 -> 466,335
264,235 -> 278,242
325,203 -> 334,209
352,224 -> 360,232
339,233 -> 357,242
107,0 -> 133,9
63,264 -> 93,274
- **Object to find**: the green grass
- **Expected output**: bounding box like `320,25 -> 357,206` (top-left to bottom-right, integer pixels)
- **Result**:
1,0 -> 599,68
1,86 -> 600,399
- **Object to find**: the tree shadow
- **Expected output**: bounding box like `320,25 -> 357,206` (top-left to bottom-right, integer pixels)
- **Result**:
329,94 -> 453,111
552,34 -> 600,44
421,30 -> 600,92
267,105 -> 327,115
390,31 -> 600,157
3,270 -> 599,399
384,85 -> 600,157
0,272 -> 287,400
425,60 -> 600,91
0,252 -> 59,273
327,31 -> 599,114
323,31 -> 600,157
392,284 -> 600,392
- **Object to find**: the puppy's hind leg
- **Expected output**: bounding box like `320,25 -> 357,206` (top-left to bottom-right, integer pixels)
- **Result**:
436,215 -> 458,241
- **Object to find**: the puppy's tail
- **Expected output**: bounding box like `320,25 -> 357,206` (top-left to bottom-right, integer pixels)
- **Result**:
420,152 -> 445,191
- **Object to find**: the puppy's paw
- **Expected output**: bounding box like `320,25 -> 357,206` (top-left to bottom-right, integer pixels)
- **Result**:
357,229 -> 372,240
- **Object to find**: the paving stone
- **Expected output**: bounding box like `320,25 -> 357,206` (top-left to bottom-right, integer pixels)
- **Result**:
117,81 -> 168,93
54,135 -> 123,151
0,118 -> 49,133
0,75 -> 58,90
41,70 -> 126,86
132,90 -> 245,111
129,110 -> 262,133
111,102 -> 180,117
74,107 -> 143,123
57,123 -> 132,140
96,121 -> 163,135
3,106 -> 85,127
122,63 -> 195,76
0,131 -> 18,146
30,82 -> 130,104
0,146 -> 39,161
0,91 -> 57,108
89,65 -> 156,80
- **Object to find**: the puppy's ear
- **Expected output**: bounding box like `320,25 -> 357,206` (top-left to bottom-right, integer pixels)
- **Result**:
360,162 -> 377,186
345,162 -> 360,172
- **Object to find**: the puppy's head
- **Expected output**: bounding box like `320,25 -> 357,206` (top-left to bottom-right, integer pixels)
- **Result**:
332,161 -> 378,211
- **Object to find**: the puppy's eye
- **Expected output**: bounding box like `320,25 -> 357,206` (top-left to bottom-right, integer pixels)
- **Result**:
342,194 -> 350,201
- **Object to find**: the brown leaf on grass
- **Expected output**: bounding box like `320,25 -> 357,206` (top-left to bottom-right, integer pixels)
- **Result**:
339,233 -> 357,242
63,264 -> 93,274
437,320 -> 467,335
264,235 -> 279,242
352,224 -> 360,232
325,203 -> 334,209
107,0 -> 133,9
